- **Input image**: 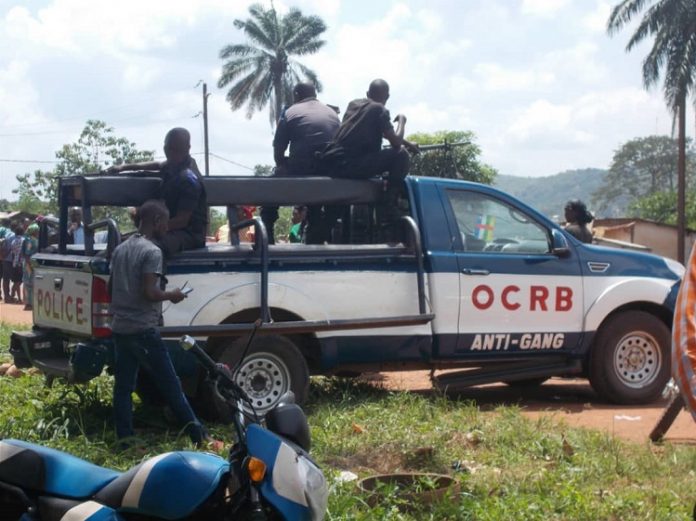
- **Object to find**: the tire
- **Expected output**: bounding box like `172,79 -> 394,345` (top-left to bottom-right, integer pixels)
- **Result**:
589,310 -> 670,404
649,394 -> 685,442
216,335 -> 309,417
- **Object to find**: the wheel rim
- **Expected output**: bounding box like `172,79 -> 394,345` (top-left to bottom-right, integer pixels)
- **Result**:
612,331 -> 662,389
234,351 -> 291,414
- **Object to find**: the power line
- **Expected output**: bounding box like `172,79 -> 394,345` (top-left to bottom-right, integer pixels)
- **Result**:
206,152 -> 254,171
0,158 -> 58,164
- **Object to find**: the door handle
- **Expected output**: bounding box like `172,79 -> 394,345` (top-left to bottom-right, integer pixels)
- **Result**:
461,268 -> 490,276
53,278 -> 64,291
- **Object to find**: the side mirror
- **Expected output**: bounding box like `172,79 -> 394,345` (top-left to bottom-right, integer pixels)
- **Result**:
550,229 -> 571,257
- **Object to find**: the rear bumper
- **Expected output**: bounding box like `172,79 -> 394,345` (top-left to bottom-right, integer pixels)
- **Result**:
10,328 -> 112,382
10,329 -> 55,369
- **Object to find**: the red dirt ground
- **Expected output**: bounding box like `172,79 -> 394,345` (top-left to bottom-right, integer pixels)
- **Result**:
359,371 -> 695,445
2,300 -> 692,444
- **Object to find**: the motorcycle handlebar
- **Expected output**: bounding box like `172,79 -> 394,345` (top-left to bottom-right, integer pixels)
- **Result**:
179,335 -> 242,396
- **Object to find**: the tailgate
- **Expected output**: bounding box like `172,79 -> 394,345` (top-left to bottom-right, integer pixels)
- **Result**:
33,255 -> 95,336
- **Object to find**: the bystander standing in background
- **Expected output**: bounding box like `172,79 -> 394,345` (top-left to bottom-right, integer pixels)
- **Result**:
22,223 -> 39,310
0,221 -> 11,301
0,223 -> 16,303
68,208 -> 84,245
9,222 -> 25,303
563,199 -> 594,244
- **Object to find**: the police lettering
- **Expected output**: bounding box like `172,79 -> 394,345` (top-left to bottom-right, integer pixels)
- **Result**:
471,284 -> 573,312
36,289 -> 86,325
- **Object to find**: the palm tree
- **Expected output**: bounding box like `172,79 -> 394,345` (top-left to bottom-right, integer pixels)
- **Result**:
607,0 -> 696,263
218,3 -> 326,125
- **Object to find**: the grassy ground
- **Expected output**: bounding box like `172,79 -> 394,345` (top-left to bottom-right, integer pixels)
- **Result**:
1,323 -> 694,520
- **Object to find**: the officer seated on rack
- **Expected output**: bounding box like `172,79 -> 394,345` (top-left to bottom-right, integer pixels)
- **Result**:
318,79 -> 419,243
107,128 -> 208,257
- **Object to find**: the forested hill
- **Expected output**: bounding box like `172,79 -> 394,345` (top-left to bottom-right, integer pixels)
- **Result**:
493,168 -> 612,220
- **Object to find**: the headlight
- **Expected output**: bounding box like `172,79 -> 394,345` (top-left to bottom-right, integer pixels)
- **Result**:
299,455 -> 328,521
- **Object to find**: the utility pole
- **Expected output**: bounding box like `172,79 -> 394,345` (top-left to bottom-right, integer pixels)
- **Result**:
202,82 -> 210,176
677,95 -> 686,264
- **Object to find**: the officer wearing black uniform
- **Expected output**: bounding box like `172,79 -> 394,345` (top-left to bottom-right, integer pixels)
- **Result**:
261,82 -> 339,244
108,127 -> 208,257
157,129 -> 208,256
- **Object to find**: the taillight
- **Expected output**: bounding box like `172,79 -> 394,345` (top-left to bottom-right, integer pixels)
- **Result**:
92,276 -> 112,338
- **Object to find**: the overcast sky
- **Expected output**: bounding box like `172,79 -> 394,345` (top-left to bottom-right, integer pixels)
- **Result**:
0,0 -> 690,200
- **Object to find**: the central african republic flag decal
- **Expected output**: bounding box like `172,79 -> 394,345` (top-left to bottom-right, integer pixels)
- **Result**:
475,215 -> 495,241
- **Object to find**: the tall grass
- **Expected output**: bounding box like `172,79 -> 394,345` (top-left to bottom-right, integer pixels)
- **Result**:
1,324 -> 694,519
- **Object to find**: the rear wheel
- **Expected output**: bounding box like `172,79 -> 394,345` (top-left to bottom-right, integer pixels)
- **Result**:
217,335 -> 309,417
589,311 -> 670,404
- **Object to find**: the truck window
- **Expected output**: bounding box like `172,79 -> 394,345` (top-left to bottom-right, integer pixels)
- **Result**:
446,190 -> 550,254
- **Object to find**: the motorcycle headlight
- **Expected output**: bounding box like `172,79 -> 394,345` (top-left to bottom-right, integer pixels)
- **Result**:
299,455 -> 328,521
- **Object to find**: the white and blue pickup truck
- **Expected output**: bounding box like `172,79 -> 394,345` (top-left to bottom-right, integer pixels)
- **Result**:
10,173 -> 683,415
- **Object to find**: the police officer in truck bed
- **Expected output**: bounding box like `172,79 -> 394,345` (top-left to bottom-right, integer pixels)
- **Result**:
260,82 -> 340,244
108,128 -> 208,257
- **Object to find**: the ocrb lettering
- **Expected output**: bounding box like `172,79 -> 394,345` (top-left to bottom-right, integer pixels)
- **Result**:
471,284 -> 573,312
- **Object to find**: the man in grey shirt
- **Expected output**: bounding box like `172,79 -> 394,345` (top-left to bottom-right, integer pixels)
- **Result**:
109,200 -> 218,448
260,82 -> 340,244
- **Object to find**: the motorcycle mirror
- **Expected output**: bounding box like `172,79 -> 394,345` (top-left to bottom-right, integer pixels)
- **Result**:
277,391 -> 296,406
179,335 -> 196,351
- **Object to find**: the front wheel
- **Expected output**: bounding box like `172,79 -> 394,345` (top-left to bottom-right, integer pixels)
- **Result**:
217,335 -> 309,417
588,311 -> 670,404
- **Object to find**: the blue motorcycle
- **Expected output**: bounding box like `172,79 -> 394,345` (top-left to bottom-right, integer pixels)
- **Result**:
0,331 -> 328,520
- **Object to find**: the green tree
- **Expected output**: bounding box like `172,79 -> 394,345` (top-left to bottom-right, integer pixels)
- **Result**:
253,164 -> 274,177
593,135 -> 696,213
407,130 -> 497,184
630,190 -> 696,228
217,3 -> 326,124
14,120 -> 154,217
607,0 -> 696,260
15,192 -> 50,216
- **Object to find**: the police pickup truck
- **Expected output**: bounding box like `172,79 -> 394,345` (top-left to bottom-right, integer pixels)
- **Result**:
10,173 -> 683,415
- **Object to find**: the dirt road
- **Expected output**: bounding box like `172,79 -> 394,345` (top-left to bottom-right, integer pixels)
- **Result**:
3,301 -> 692,444
360,371 -> 695,444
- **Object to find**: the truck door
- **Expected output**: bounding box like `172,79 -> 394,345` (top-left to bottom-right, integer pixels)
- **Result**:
439,187 -> 584,357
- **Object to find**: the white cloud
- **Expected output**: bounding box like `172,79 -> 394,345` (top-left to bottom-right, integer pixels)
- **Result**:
506,99 -> 585,145
304,3 -> 446,108
581,1 -> 612,32
541,41 -> 607,85
0,60 -> 45,126
473,62 -> 555,91
1,1 -> 246,57
520,0 -> 571,17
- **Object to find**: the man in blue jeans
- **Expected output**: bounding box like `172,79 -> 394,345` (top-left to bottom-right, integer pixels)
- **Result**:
109,199 -> 219,448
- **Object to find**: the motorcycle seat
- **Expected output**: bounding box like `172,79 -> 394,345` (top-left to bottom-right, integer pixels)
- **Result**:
0,439 -> 120,499
95,451 -> 229,519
